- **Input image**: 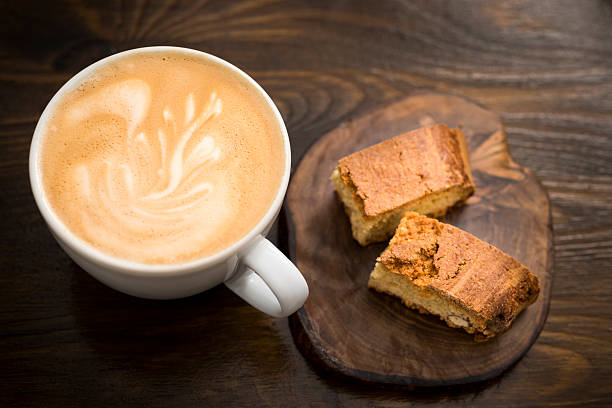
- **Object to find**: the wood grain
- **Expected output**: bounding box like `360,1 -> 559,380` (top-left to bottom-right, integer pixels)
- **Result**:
1,0 -> 611,406
286,92 -> 552,385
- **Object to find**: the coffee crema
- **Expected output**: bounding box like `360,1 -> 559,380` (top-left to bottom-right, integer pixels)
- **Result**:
39,51 -> 285,264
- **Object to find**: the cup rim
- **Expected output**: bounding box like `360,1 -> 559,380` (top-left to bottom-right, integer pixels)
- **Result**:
29,46 -> 291,277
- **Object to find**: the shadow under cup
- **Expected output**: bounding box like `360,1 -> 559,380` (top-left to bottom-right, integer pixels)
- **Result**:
29,46 -> 308,317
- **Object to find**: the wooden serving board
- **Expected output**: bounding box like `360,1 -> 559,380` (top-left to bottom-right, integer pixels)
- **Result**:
284,92 -> 553,386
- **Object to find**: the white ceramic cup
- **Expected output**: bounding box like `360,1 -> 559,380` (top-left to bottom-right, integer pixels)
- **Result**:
29,46 -> 308,318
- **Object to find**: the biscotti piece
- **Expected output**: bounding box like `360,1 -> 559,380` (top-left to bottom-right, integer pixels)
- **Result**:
368,212 -> 540,341
331,124 -> 475,246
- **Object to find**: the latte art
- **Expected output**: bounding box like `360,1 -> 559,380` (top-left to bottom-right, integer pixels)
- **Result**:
74,82 -> 222,229
40,51 -> 285,264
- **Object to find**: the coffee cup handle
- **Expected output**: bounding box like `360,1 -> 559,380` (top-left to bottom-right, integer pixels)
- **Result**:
224,236 -> 309,317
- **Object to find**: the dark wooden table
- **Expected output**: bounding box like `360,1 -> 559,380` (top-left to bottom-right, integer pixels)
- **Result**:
2,1 -> 611,406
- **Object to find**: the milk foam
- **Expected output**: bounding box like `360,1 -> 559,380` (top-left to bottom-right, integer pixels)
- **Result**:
40,52 -> 285,264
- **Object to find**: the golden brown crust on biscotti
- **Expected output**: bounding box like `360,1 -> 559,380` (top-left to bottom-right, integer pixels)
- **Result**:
331,124 -> 475,245
368,212 -> 540,341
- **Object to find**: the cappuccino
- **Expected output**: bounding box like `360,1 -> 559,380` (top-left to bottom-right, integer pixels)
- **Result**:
38,51 -> 285,264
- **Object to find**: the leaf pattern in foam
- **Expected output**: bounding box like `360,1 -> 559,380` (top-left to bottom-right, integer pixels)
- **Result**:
71,79 -> 223,223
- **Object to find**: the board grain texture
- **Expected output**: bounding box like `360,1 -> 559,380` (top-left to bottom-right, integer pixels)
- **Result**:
286,92 -> 553,386
1,0 -> 611,407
